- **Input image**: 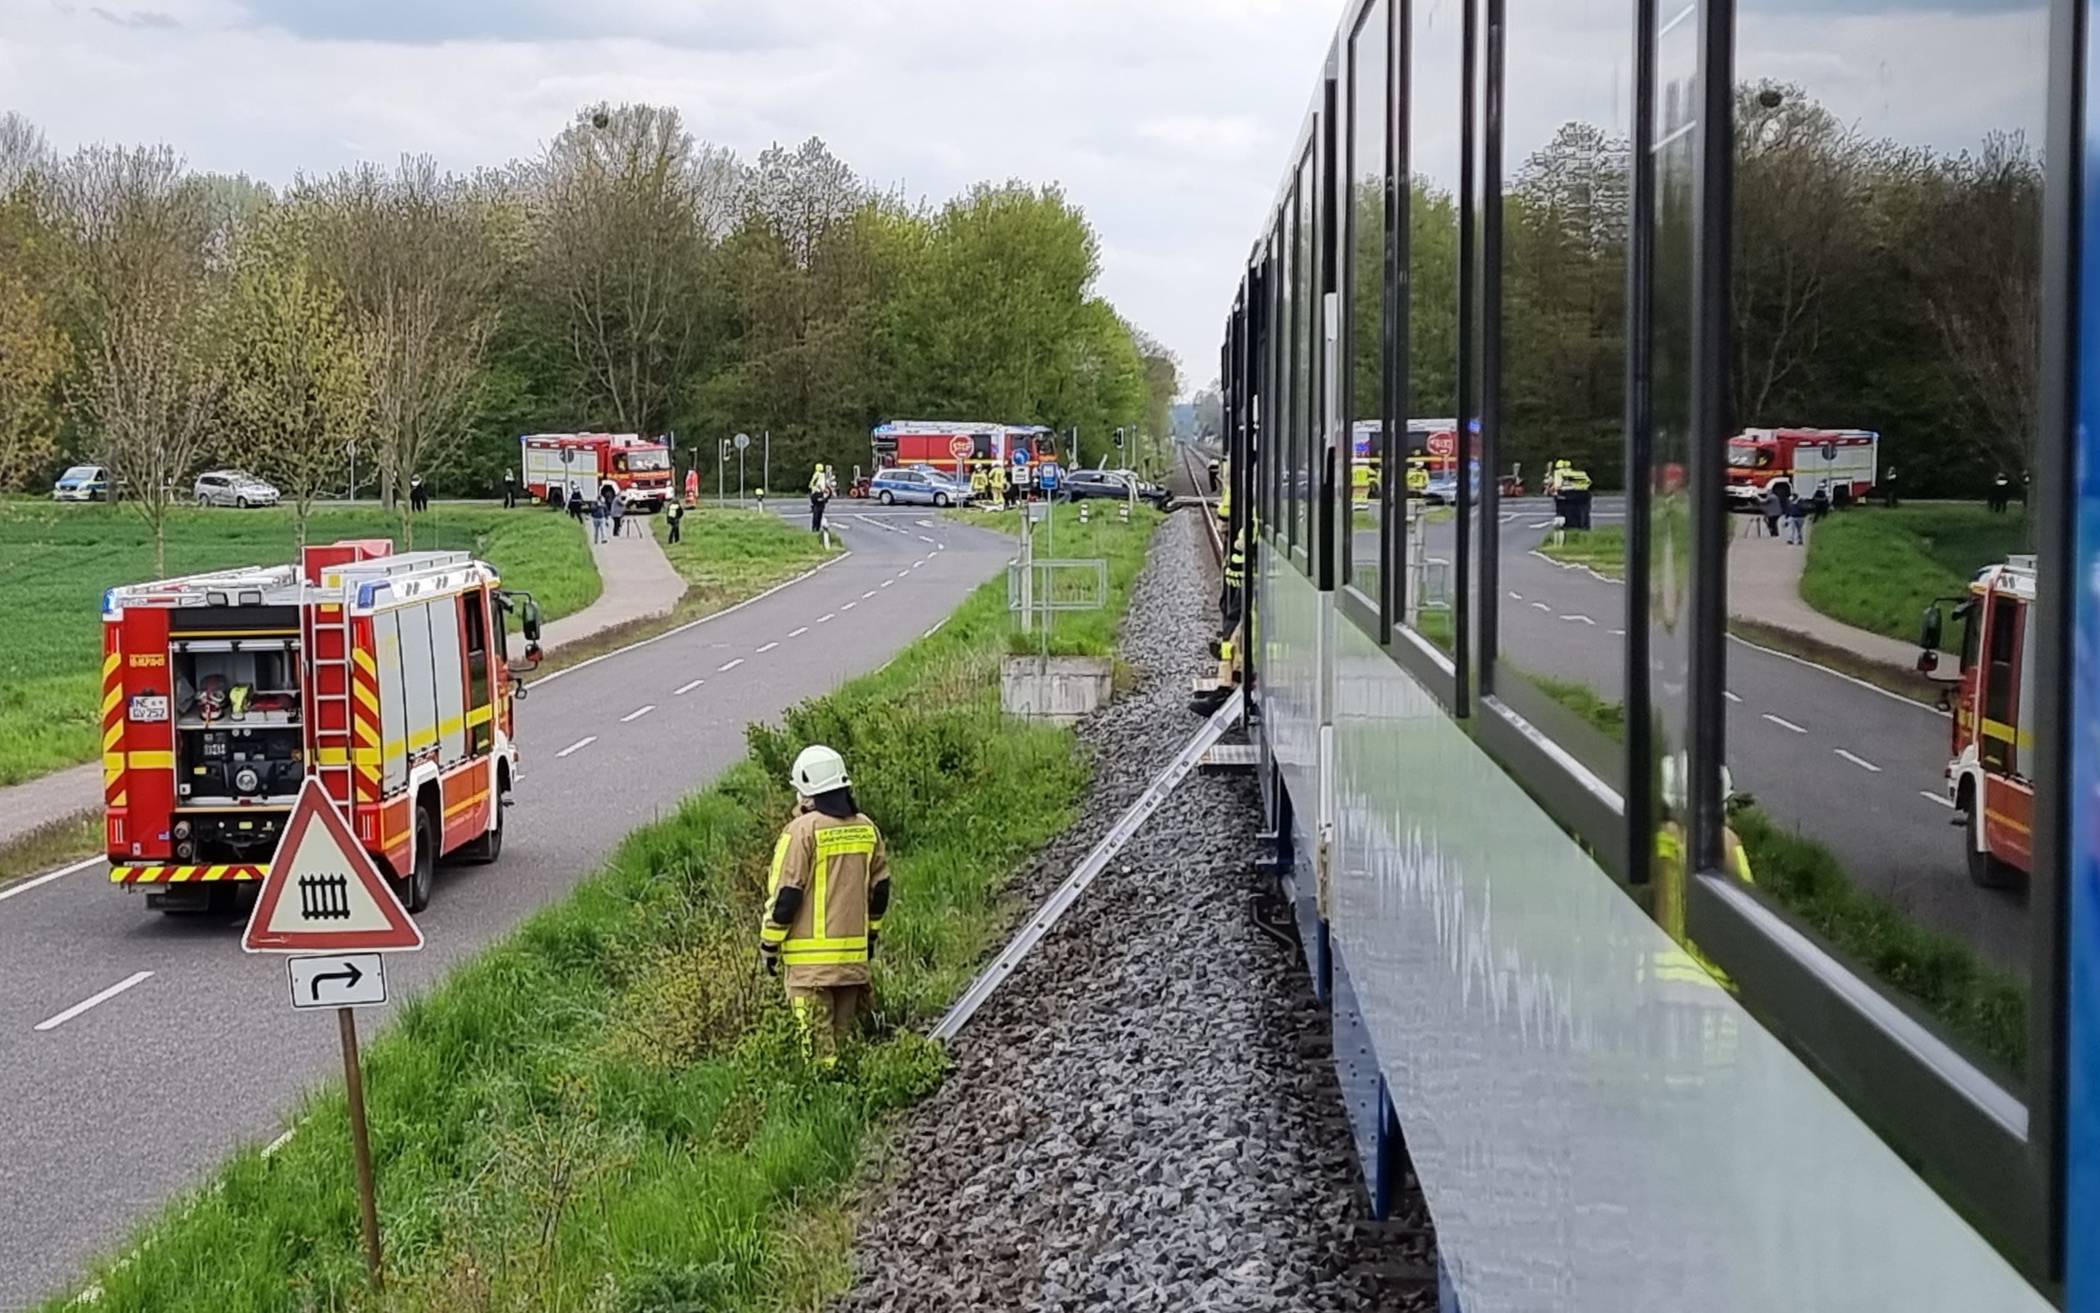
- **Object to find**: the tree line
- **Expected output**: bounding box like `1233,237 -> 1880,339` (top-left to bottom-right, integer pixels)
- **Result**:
0,106 -> 1179,565
1307,83 -> 2041,497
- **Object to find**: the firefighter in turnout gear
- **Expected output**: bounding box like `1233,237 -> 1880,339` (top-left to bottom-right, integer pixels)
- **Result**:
1221,530 -> 1245,630
759,745 -> 890,1068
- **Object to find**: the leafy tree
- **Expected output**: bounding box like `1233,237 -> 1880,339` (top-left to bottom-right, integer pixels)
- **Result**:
219,216 -> 367,543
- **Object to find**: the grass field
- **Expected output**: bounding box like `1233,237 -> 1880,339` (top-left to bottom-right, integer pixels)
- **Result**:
0,503 -> 599,788
659,507 -> 836,613
1800,506 -> 2030,649
1535,524 -> 1626,578
53,515 -> 1160,1312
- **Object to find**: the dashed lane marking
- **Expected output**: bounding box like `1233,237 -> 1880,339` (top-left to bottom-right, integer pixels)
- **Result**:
719,657 -> 745,672
861,590 -> 876,599
917,534 -> 937,544
923,618 -> 948,639
35,971 -> 153,1032
1724,690 -> 1743,704
0,854 -> 102,904
1508,591 -> 1523,601
817,613 -> 835,623
756,641 -> 779,653
843,601 -> 858,610
1762,713 -> 1807,734
620,704 -> 656,723
674,679 -> 705,695
787,626 -> 808,638
912,560 -> 925,569
556,736 -> 596,758
1530,601 -> 1551,612
1921,791 -> 1955,809
1560,613 -> 1596,625
896,569 -> 910,578
1834,749 -> 1882,773
881,579 -> 895,588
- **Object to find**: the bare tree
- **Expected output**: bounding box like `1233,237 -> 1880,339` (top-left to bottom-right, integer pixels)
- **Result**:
0,112 -> 50,197
59,144 -> 220,571
529,103 -> 741,436
290,157 -> 506,517
362,280 -> 491,546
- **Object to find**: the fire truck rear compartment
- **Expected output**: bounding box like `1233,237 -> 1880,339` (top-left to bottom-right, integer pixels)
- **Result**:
166,616 -> 306,874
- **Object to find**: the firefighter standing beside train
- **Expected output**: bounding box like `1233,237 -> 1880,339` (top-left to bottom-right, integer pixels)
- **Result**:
759,745 -> 891,1068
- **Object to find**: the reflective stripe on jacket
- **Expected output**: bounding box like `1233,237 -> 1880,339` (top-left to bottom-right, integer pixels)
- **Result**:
1224,546 -> 1245,588
762,810 -> 889,987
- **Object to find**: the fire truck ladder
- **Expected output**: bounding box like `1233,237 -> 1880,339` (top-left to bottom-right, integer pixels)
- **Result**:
304,590 -> 358,814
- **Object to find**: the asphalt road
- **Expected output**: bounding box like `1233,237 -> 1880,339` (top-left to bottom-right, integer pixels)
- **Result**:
1358,496 -> 2027,978
0,506 -> 1012,1310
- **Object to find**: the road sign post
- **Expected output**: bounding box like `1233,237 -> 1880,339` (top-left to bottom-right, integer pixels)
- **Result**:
243,780 -> 423,1293
735,431 -> 750,503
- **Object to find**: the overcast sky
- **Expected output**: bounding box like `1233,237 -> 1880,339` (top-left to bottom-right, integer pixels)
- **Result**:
0,0 -> 2047,402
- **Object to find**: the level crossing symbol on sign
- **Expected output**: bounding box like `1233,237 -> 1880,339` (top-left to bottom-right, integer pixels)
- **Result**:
242,778 -> 425,954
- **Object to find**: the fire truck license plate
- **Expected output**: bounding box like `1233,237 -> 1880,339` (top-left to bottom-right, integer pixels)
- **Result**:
128,695 -> 169,723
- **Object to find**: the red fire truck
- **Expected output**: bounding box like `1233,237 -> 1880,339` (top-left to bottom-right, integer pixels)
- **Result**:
521,433 -> 674,511
871,420 -> 1060,483
1725,427 -> 1879,508
1926,555 -> 2036,888
100,539 -> 542,914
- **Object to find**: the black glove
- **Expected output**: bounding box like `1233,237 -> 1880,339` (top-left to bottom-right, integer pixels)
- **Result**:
868,931 -> 878,958
761,946 -> 779,977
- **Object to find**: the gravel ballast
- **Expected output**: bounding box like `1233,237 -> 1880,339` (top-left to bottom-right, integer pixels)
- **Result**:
834,510 -> 1435,1313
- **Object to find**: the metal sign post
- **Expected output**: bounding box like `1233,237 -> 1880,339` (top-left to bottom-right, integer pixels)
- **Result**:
243,781 -> 424,1294
734,432 -> 750,503
717,440 -> 727,505
763,430 -> 770,496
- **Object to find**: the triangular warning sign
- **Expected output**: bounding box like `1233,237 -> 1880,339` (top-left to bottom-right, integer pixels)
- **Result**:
243,779 -> 425,954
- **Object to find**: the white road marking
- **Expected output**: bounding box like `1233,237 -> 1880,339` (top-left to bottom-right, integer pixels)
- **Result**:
262,1128 -> 296,1158
0,854 -> 103,904
1834,749 -> 1882,773
881,579 -> 895,588
1508,591 -> 1523,601
817,613 -> 835,623
1921,791 -> 1955,809
719,657 -> 745,672
1610,628 -> 1626,636
843,601 -> 858,610
1725,631 -> 1947,719
1762,713 -> 1807,734
1724,690 -> 1743,704
1560,613 -> 1596,625
1532,519 -> 1556,529
787,626 -> 808,638
896,569 -> 910,578
674,679 -> 705,695
756,641 -> 779,654
923,618 -> 948,638
36,971 -> 153,1032
620,704 -> 656,722
556,736 -> 597,758
862,590 -> 876,599
911,560 -> 924,569
917,534 -> 937,544
1530,601 -> 1551,612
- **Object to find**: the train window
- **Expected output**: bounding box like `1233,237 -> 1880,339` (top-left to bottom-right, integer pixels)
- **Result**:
1296,148 -> 1317,556
1400,0 -> 1462,655
1275,210 -> 1293,543
1343,0 -> 1390,613
1708,0 -> 2051,1259
1487,0 -> 1633,788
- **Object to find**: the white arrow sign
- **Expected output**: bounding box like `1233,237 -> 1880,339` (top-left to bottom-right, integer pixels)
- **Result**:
287,953 -> 388,1010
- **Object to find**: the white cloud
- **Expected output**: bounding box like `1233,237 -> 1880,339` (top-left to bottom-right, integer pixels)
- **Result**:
0,0 -> 2050,399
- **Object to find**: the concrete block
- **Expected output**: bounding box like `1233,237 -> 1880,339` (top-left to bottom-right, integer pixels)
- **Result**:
1001,656 -> 1113,723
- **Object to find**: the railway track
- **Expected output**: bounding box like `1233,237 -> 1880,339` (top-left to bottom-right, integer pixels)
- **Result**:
1171,440 -> 1225,565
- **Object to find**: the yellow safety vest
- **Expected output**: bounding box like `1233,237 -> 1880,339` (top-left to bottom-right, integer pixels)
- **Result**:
1225,546 -> 1245,588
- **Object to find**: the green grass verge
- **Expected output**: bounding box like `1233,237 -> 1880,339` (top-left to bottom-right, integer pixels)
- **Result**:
0,810 -> 101,887
0,503 -> 599,788
992,503 -> 1163,658
658,508 -> 836,613
1800,506 -> 2030,648
55,517 -> 1159,1313
1535,524 -> 1625,578
1732,807 -> 2026,1078
1519,675 -> 2026,1078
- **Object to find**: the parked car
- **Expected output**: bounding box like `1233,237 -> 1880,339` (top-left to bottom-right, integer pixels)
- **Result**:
869,467 -> 971,507
52,464 -> 112,502
194,470 -> 280,508
1060,468 -> 1172,509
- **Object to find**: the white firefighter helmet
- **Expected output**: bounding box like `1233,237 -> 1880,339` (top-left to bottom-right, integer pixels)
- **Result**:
1659,750 -> 1737,816
790,744 -> 851,798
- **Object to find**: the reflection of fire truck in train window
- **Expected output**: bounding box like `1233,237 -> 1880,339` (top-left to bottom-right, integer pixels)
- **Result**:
1724,427 -> 1878,509
1941,555 -> 2035,888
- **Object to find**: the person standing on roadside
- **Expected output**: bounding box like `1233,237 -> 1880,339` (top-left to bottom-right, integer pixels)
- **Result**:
611,492 -> 627,538
809,462 -> 829,533
503,469 -> 517,510
1989,471 -> 2011,513
1758,486 -> 1781,539
1882,464 -> 1900,509
665,496 -> 684,545
568,484 -> 585,522
589,493 -> 608,543
759,745 -> 889,1071
1783,489 -> 1807,545
410,474 -> 428,513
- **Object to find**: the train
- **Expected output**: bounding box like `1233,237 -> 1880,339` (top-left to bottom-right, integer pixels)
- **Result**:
1215,0 -> 2093,1308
